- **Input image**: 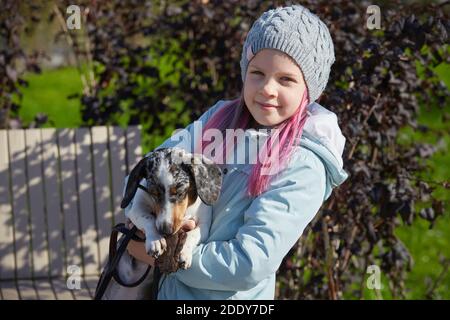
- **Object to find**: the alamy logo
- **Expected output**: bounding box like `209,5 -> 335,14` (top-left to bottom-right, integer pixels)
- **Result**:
66,5 -> 81,30
66,265 -> 81,290
366,264 -> 382,290
366,5 -> 381,30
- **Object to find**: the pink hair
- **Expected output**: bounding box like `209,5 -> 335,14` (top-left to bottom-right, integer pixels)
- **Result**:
198,90 -> 309,197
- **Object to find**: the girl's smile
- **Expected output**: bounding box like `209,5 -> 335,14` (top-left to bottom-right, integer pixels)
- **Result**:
255,101 -> 280,110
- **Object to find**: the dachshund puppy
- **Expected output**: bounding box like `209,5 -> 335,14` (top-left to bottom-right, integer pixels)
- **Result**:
120,147 -> 222,269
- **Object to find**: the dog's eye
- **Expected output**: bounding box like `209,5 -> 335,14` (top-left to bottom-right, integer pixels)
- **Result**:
169,186 -> 178,196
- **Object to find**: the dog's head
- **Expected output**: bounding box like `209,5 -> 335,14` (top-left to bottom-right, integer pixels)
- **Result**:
120,147 -> 222,235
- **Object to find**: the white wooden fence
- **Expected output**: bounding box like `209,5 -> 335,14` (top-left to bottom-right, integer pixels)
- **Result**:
0,126 -> 141,299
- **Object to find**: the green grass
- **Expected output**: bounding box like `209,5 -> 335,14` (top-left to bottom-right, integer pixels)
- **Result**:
18,67 -> 83,128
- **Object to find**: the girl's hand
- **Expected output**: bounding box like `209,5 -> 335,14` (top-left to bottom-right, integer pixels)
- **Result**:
125,219 -> 197,265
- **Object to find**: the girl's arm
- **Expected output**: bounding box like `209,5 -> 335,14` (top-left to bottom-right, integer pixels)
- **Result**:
174,148 -> 327,291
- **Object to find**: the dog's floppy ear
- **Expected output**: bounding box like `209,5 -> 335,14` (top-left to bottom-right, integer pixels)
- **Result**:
120,157 -> 153,209
184,154 -> 222,205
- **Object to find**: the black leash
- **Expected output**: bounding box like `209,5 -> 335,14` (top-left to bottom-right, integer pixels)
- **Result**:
94,223 -> 152,300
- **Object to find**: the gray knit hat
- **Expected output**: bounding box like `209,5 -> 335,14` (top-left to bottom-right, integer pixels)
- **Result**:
240,4 -> 335,103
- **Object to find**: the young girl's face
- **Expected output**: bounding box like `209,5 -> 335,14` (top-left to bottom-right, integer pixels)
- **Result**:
243,49 -> 307,127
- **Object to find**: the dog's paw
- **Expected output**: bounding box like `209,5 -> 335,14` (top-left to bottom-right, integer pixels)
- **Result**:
145,235 -> 167,259
178,248 -> 193,269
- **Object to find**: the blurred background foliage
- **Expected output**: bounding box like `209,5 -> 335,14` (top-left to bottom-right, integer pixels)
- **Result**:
1,0 -> 449,299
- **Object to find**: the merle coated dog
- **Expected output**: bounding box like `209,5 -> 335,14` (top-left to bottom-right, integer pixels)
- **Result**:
120,147 -> 222,269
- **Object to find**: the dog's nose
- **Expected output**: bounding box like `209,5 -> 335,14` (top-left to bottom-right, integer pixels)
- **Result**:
160,222 -> 173,236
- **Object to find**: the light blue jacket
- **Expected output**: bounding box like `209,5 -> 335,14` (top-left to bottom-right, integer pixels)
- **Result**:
137,100 -> 348,300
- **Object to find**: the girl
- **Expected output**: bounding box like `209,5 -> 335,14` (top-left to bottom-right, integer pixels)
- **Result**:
123,4 -> 348,300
